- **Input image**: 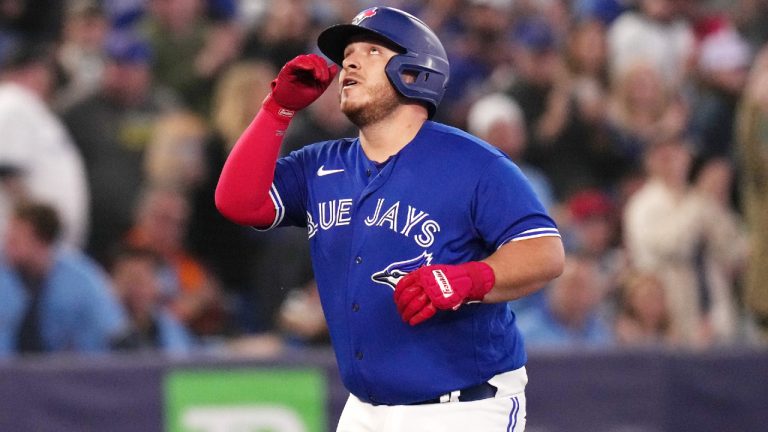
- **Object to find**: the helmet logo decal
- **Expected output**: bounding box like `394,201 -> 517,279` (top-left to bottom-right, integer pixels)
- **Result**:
352,7 -> 378,25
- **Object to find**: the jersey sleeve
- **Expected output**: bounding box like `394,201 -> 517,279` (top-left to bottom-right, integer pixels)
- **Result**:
471,156 -> 560,249
256,148 -> 309,230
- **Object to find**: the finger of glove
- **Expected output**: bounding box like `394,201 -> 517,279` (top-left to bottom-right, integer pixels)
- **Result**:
395,283 -> 421,315
400,291 -> 430,323
282,55 -> 322,86
409,303 -> 437,326
307,55 -> 330,83
393,273 -> 417,305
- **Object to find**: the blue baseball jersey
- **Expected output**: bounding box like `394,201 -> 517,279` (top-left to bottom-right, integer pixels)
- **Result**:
263,120 -> 559,405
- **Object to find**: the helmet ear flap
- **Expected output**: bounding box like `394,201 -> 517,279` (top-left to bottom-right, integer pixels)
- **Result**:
385,54 -> 449,118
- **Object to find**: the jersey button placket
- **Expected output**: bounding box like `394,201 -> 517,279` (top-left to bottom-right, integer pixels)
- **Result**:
354,256 -> 362,264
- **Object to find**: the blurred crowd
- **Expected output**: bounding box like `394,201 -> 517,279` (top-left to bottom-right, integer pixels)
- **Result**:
1,0 -> 767,359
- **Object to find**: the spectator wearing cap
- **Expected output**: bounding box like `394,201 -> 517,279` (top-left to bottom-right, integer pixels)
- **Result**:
0,42 -> 90,248
505,16 -> 609,199
0,202 -> 128,357
467,92 -> 554,210
689,26 -> 753,159
562,188 -> 627,313
61,31 -> 180,265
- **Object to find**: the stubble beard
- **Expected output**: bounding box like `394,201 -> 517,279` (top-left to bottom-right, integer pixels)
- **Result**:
341,81 -> 405,128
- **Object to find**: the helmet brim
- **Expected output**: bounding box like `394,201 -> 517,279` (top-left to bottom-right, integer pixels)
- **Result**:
317,24 -> 405,65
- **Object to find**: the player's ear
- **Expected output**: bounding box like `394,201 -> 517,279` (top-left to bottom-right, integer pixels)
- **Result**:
401,70 -> 418,84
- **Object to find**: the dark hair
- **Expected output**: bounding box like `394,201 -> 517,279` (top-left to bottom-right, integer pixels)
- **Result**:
1,41 -> 55,72
13,202 -> 61,245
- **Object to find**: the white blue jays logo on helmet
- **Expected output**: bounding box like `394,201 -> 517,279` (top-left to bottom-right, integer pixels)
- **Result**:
371,251 -> 432,290
351,7 -> 378,25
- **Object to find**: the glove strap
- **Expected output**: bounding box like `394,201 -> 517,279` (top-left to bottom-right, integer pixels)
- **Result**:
464,261 -> 496,302
262,94 -> 296,122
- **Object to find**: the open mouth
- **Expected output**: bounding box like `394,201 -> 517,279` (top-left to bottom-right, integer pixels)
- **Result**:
343,78 -> 359,88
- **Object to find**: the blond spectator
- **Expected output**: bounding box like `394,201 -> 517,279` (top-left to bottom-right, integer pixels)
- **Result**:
615,271 -> 675,347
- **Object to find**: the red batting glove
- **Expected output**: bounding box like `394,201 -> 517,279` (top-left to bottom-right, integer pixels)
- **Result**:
263,54 -> 338,118
394,262 -> 495,326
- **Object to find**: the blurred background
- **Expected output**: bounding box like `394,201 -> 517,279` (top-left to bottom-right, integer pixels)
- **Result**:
1,0 -> 768,431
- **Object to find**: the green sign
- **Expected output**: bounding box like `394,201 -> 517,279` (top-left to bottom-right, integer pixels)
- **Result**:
165,368 -> 327,432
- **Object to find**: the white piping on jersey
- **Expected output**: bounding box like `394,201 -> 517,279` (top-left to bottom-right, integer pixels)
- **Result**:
253,183 -> 285,232
497,227 -> 560,249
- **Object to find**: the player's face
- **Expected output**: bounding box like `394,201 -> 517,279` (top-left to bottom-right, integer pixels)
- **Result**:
339,38 -> 402,127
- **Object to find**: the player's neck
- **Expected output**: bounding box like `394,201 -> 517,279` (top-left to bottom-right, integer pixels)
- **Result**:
358,105 -> 427,163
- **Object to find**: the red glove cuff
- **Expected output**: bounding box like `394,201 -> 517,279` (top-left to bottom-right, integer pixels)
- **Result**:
261,94 -> 296,123
463,261 -> 496,302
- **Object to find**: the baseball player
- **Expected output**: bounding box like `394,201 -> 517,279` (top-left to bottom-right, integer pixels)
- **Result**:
216,6 -> 564,432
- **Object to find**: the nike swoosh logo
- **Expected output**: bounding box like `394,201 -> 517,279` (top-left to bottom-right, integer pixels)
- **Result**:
317,165 -> 345,176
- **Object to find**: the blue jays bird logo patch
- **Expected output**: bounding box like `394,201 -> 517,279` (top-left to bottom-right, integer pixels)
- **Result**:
371,251 -> 433,290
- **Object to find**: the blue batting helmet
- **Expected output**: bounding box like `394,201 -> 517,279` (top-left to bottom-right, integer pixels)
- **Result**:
317,6 -> 450,119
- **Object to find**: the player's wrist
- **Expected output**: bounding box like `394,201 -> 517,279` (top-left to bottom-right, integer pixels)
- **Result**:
261,94 -> 296,123
463,261 -> 495,302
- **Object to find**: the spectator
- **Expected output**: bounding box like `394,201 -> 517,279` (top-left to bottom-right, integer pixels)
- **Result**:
143,111 -> 209,191
736,43 -> 768,344
124,185 -> 230,338
277,280 -> 329,347
690,156 -> 747,343
210,60 -> 275,149
605,59 -> 689,172
516,253 -> 614,349
141,0 -> 243,115
194,60 -> 277,332
563,16 -> 629,189
614,271 -> 675,347
208,59 -> 315,333
561,189 -> 626,309
623,136 -> 747,347
0,202 -> 127,357
241,0 -> 312,70
109,247 -> 196,354
466,92 -> 555,210
506,15 -> 607,198
0,42 -> 90,248
607,0 -> 696,90
0,0 -> 65,46
61,31 -> 178,264
429,0 -> 514,127
54,0 -> 110,111
689,25 -> 752,159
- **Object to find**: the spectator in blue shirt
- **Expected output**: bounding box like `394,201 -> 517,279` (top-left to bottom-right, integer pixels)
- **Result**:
516,252 -> 615,349
0,202 -> 127,357
109,247 -> 196,355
